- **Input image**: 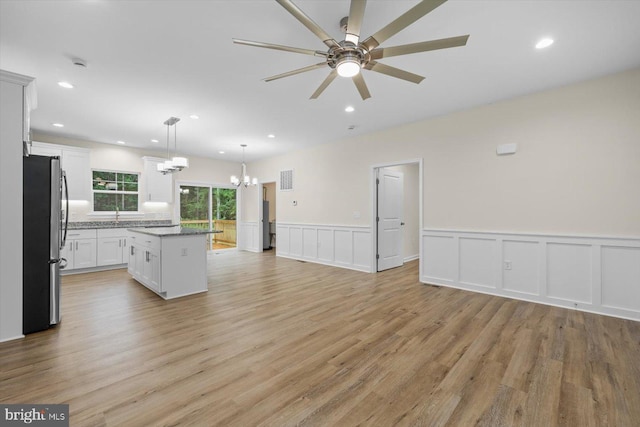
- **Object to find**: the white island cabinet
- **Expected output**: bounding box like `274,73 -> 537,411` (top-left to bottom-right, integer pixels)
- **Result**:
128,227 -> 214,299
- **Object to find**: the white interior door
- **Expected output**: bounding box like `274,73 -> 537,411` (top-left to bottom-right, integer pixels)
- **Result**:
377,168 -> 404,271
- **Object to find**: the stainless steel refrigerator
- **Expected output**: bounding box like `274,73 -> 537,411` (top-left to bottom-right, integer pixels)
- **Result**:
23,154 -> 68,334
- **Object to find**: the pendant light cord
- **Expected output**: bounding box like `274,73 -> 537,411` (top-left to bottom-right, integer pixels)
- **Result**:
174,121 -> 178,156
166,123 -> 170,160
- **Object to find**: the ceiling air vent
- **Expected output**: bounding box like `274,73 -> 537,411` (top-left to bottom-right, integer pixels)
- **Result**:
280,169 -> 293,191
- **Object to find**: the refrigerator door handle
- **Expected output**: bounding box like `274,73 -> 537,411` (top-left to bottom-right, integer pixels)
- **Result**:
62,171 -> 69,249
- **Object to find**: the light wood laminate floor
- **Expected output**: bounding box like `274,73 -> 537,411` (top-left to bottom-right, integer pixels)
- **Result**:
2,251 -> 639,426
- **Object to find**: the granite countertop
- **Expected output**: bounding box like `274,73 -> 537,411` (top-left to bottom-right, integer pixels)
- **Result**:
68,220 -> 174,230
128,226 -> 223,237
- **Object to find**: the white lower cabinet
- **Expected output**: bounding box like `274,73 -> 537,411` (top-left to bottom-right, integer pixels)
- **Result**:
62,228 -> 133,273
97,229 -> 130,266
61,230 -> 97,271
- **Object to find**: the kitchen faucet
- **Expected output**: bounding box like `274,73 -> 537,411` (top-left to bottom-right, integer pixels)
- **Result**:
115,205 -> 119,224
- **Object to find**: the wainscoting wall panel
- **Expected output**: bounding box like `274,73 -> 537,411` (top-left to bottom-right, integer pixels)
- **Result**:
459,237 -> 497,289
238,222 -> 260,253
546,242 -> 592,303
277,223 -> 372,272
421,229 -> 640,321
502,240 -> 539,296
601,245 -> 640,312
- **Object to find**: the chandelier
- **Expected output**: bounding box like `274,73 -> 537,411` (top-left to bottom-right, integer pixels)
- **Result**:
157,116 -> 189,174
230,144 -> 258,187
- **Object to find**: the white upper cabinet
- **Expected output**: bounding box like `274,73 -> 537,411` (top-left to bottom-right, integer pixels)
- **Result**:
62,148 -> 91,200
31,142 -> 91,201
29,142 -> 61,158
143,157 -> 172,203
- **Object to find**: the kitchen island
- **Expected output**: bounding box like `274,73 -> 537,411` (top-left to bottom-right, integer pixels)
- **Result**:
127,226 -> 219,299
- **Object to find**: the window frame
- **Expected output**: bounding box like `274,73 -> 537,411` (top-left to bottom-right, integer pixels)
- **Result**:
91,169 -> 140,213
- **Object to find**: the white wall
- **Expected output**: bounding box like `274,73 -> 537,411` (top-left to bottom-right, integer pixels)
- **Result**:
248,68 -> 640,237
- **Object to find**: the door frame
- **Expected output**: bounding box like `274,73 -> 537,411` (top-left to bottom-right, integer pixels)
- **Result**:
174,179 -> 240,251
257,180 -> 276,252
370,158 -> 423,274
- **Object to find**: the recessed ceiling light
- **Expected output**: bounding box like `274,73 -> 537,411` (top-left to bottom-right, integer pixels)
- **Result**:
116,140 -> 126,145
151,139 -> 159,143
219,151 -> 225,154
535,38 -> 554,49
190,115 -> 199,119
345,106 -> 355,113
52,123 -> 64,127
267,134 -> 275,138
57,81 -> 74,89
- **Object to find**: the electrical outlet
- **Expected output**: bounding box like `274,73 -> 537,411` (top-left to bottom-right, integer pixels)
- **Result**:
504,260 -> 512,270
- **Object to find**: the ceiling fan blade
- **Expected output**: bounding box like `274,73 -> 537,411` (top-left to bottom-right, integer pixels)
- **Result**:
352,73 -> 371,100
370,35 -> 469,60
310,70 -> 338,99
361,0 -> 448,51
264,62 -> 327,82
345,0 -> 367,45
276,0 -> 340,49
233,39 -> 328,57
364,61 -> 425,84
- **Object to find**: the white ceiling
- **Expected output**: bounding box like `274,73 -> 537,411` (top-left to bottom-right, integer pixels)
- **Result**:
1,0 -> 639,162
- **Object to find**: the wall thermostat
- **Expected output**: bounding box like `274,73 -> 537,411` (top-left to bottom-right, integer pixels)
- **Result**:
497,143 -> 517,155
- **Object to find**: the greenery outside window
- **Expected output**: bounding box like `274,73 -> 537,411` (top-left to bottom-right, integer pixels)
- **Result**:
92,170 -> 139,212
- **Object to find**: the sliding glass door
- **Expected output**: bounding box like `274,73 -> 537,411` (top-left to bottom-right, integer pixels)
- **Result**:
179,185 -> 237,250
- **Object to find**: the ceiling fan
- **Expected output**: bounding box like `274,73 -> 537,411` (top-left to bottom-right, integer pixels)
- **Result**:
233,0 -> 469,100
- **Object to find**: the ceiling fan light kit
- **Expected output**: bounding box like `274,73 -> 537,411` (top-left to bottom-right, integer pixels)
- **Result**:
233,0 -> 469,100
334,48 -> 363,77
